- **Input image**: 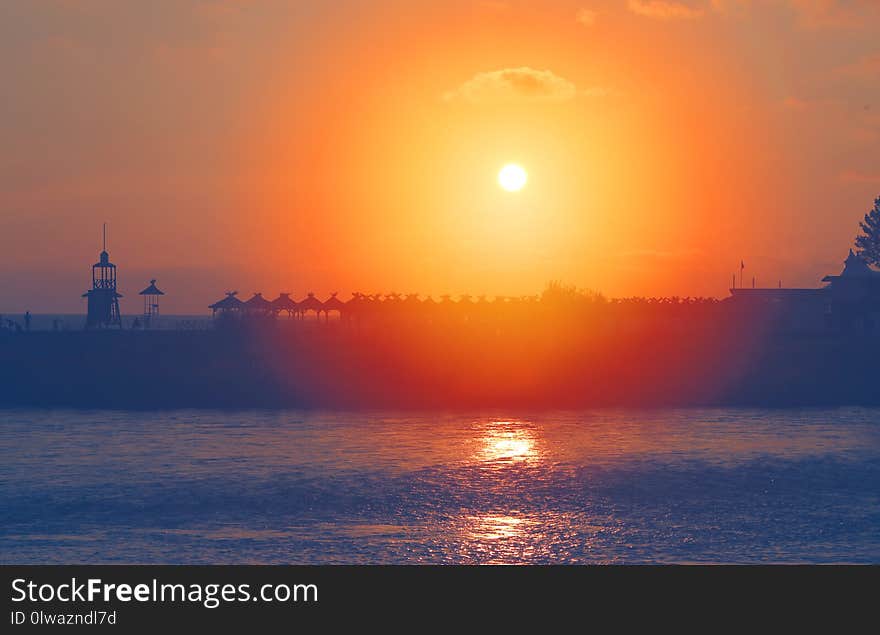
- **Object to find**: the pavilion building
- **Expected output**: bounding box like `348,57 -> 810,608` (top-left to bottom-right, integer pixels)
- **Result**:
728,250 -> 880,334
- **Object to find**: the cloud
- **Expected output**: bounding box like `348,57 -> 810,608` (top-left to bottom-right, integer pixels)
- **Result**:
576,8 -> 598,26
840,170 -> 880,184
480,1 -> 511,11
707,0 -> 755,15
781,96 -> 809,111
195,0 -> 256,19
444,67 -> 581,104
785,0 -> 868,28
620,248 -> 704,259
701,1 -> 879,29
627,0 -> 705,20
838,53 -> 880,78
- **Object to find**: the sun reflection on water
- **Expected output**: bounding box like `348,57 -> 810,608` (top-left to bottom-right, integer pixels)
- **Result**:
467,514 -> 531,541
475,420 -> 541,466
452,420 -> 551,562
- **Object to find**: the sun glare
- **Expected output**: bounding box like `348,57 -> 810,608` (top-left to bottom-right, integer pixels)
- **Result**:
498,164 -> 527,192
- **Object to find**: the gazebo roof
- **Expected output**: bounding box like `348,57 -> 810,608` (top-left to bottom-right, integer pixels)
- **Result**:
139,279 -> 164,296
323,293 -> 346,311
244,292 -> 274,310
272,293 -> 298,310
209,292 -> 244,311
298,292 -> 324,312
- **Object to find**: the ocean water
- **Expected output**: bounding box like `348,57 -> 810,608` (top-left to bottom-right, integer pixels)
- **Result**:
1,408 -> 878,564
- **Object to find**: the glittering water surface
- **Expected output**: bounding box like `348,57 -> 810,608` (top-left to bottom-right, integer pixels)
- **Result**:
2,408 -> 879,563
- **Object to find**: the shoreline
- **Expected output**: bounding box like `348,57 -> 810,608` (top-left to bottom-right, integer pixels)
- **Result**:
2,323 -> 877,409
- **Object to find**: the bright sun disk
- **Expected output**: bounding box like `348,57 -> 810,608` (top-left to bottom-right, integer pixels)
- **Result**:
498,164 -> 527,192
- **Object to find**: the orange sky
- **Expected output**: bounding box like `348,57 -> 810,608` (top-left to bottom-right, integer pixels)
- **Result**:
1,0 -> 879,313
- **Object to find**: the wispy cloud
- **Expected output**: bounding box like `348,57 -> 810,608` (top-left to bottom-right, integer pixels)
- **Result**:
706,1 -> 879,29
785,0 -> 878,29
840,170 -> 880,184
194,0 -> 256,20
781,96 -> 810,111
837,53 -> 880,79
619,248 -> 704,259
444,67 -> 583,103
627,0 -> 705,20
479,1 -> 511,12
576,8 -> 598,26
707,0 -> 745,14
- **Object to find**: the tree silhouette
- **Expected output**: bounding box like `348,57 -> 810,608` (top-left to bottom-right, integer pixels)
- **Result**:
855,196 -> 880,267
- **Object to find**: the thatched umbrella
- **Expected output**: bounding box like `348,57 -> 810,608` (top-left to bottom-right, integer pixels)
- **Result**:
344,292 -> 367,324
243,292 -> 275,318
297,292 -> 324,320
209,291 -> 244,317
272,293 -> 298,318
322,292 -> 346,322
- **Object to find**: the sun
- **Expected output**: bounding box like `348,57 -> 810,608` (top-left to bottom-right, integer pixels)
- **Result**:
498,164 -> 527,192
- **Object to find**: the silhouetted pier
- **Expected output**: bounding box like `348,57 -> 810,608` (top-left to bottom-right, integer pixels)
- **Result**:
1,243 -> 878,409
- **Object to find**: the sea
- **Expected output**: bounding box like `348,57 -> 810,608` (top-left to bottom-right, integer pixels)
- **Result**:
1,408 -> 878,564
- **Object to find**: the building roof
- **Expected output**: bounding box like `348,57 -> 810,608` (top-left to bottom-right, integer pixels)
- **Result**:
94,250 -> 115,268
139,279 -> 164,296
729,288 -> 825,298
822,250 -> 880,282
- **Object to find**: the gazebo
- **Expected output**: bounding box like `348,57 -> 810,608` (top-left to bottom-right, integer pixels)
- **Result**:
243,293 -> 275,318
322,292 -> 346,322
820,250 -> 880,333
344,293 -> 368,323
272,293 -> 298,319
138,279 -> 164,327
297,292 -> 324,320
209,291 -> 244,318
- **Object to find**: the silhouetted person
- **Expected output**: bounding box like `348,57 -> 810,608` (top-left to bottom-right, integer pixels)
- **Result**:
24,311 -> 31,331
132,317 -> 141,329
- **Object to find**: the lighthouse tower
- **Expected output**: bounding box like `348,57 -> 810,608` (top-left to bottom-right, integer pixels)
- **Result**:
82,225 -> 122,329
